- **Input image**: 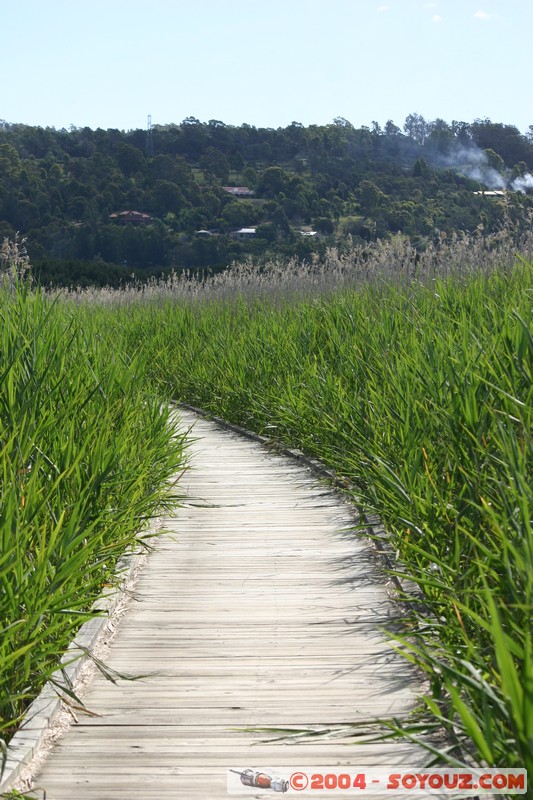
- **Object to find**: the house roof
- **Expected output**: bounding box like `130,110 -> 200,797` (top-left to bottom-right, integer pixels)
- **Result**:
110,210 -> 152,221
222,187 -> 254,195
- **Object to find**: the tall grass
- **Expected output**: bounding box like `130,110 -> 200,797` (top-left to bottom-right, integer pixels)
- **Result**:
0,263 -> 186,746
61,224 -> 533,306
100,252 -> 533,774
2,226 -> 532,778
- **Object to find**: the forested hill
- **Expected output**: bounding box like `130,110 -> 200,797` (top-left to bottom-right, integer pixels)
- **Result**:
1,114 -> 533,286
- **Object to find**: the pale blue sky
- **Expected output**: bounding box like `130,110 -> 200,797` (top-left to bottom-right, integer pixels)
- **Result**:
1,0 -> 530,133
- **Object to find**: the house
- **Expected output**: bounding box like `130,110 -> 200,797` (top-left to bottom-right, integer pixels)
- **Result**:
222,187 -> 254,198
110,210 -> 153,224
473,190 -> 506,197
231,227 -> 256,240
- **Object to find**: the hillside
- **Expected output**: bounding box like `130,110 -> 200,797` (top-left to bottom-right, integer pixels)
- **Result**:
1,114 -> 532,286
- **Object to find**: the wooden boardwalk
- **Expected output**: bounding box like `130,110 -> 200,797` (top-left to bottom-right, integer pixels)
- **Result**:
26,410 -> 424,798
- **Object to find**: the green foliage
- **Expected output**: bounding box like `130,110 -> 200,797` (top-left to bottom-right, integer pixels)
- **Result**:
104,255 -> 533,771
0,265 -> 186,745
2,229 -> 533,774
1,116 -> 533,285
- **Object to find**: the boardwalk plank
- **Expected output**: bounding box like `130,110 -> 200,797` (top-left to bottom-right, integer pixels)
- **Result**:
24,410 -> 424,799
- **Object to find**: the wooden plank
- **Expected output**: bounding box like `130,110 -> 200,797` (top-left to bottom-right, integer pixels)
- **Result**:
22,410 -> 424,799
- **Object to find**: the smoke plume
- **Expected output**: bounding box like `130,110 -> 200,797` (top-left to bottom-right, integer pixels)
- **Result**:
511,173 -> 533,193
432,143 -> 533,193
442,145 -> 507,190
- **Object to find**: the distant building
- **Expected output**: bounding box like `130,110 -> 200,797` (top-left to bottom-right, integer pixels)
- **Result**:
110,210 -> 153,224
231,227 -> 256,239
300,230 -> 317,237
222,187 -> 254,198
473,190 -> 506,197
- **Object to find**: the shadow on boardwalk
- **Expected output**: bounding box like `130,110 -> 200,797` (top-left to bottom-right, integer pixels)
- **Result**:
14,410 -> 425,799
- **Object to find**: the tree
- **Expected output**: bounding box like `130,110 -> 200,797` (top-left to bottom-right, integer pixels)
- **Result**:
116,143 -> 144,177
404,113 -> 429,145
221,201 -> 259,229
179,118 -> 208,160
256,167 -> 291,198
413,158 -> 430,178
484,148 -> 505,174
230,152 -> 245,178
242,166 -> 257,188
427,118 -> 453,154
199,147 -> 230,185
153,180 -> 186,214
451,120 -> 471,146
471,120 -> 532,168
313,216 -> 334,235
0,143 -> 21,184
511,161 -> 528,180
148,154 -> 176,181
384,120 -> 401,137
256,222 -> 277,242
1,114 -> 531,286
333,116 -> 353,128
359,180 -> 387,214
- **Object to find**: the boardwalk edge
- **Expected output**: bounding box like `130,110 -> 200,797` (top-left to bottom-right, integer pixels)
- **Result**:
0,533 -> 156,795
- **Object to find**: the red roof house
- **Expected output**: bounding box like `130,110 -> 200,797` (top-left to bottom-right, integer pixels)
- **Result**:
109,210 -> 153,224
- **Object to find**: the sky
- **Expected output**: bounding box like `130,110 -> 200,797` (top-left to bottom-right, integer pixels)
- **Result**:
1,0 -> 531,134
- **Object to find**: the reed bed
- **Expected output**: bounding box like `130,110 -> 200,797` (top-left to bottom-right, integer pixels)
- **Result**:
0,255 -> 186,752
61,222 -> 533,306
2,226 -> 532,781
92,235 -> 533,775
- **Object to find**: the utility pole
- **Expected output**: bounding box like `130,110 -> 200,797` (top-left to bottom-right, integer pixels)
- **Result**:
146,114 -> 154,157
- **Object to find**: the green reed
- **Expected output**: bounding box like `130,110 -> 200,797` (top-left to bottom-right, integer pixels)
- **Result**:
3,229 -> 531,778
0,278 -> 186,745
105,259 -> 533,773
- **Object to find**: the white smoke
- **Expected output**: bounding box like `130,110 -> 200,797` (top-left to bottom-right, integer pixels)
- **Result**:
444,145 -> 507,190
465,164 -> 507,190
434,144 -> 533,193
511,173 -> 533,193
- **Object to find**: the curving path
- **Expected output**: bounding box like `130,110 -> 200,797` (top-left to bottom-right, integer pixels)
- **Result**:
25,409 -> 424,798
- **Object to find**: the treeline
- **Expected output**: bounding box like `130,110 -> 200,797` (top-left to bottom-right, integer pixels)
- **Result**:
1,114 -> 533,285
